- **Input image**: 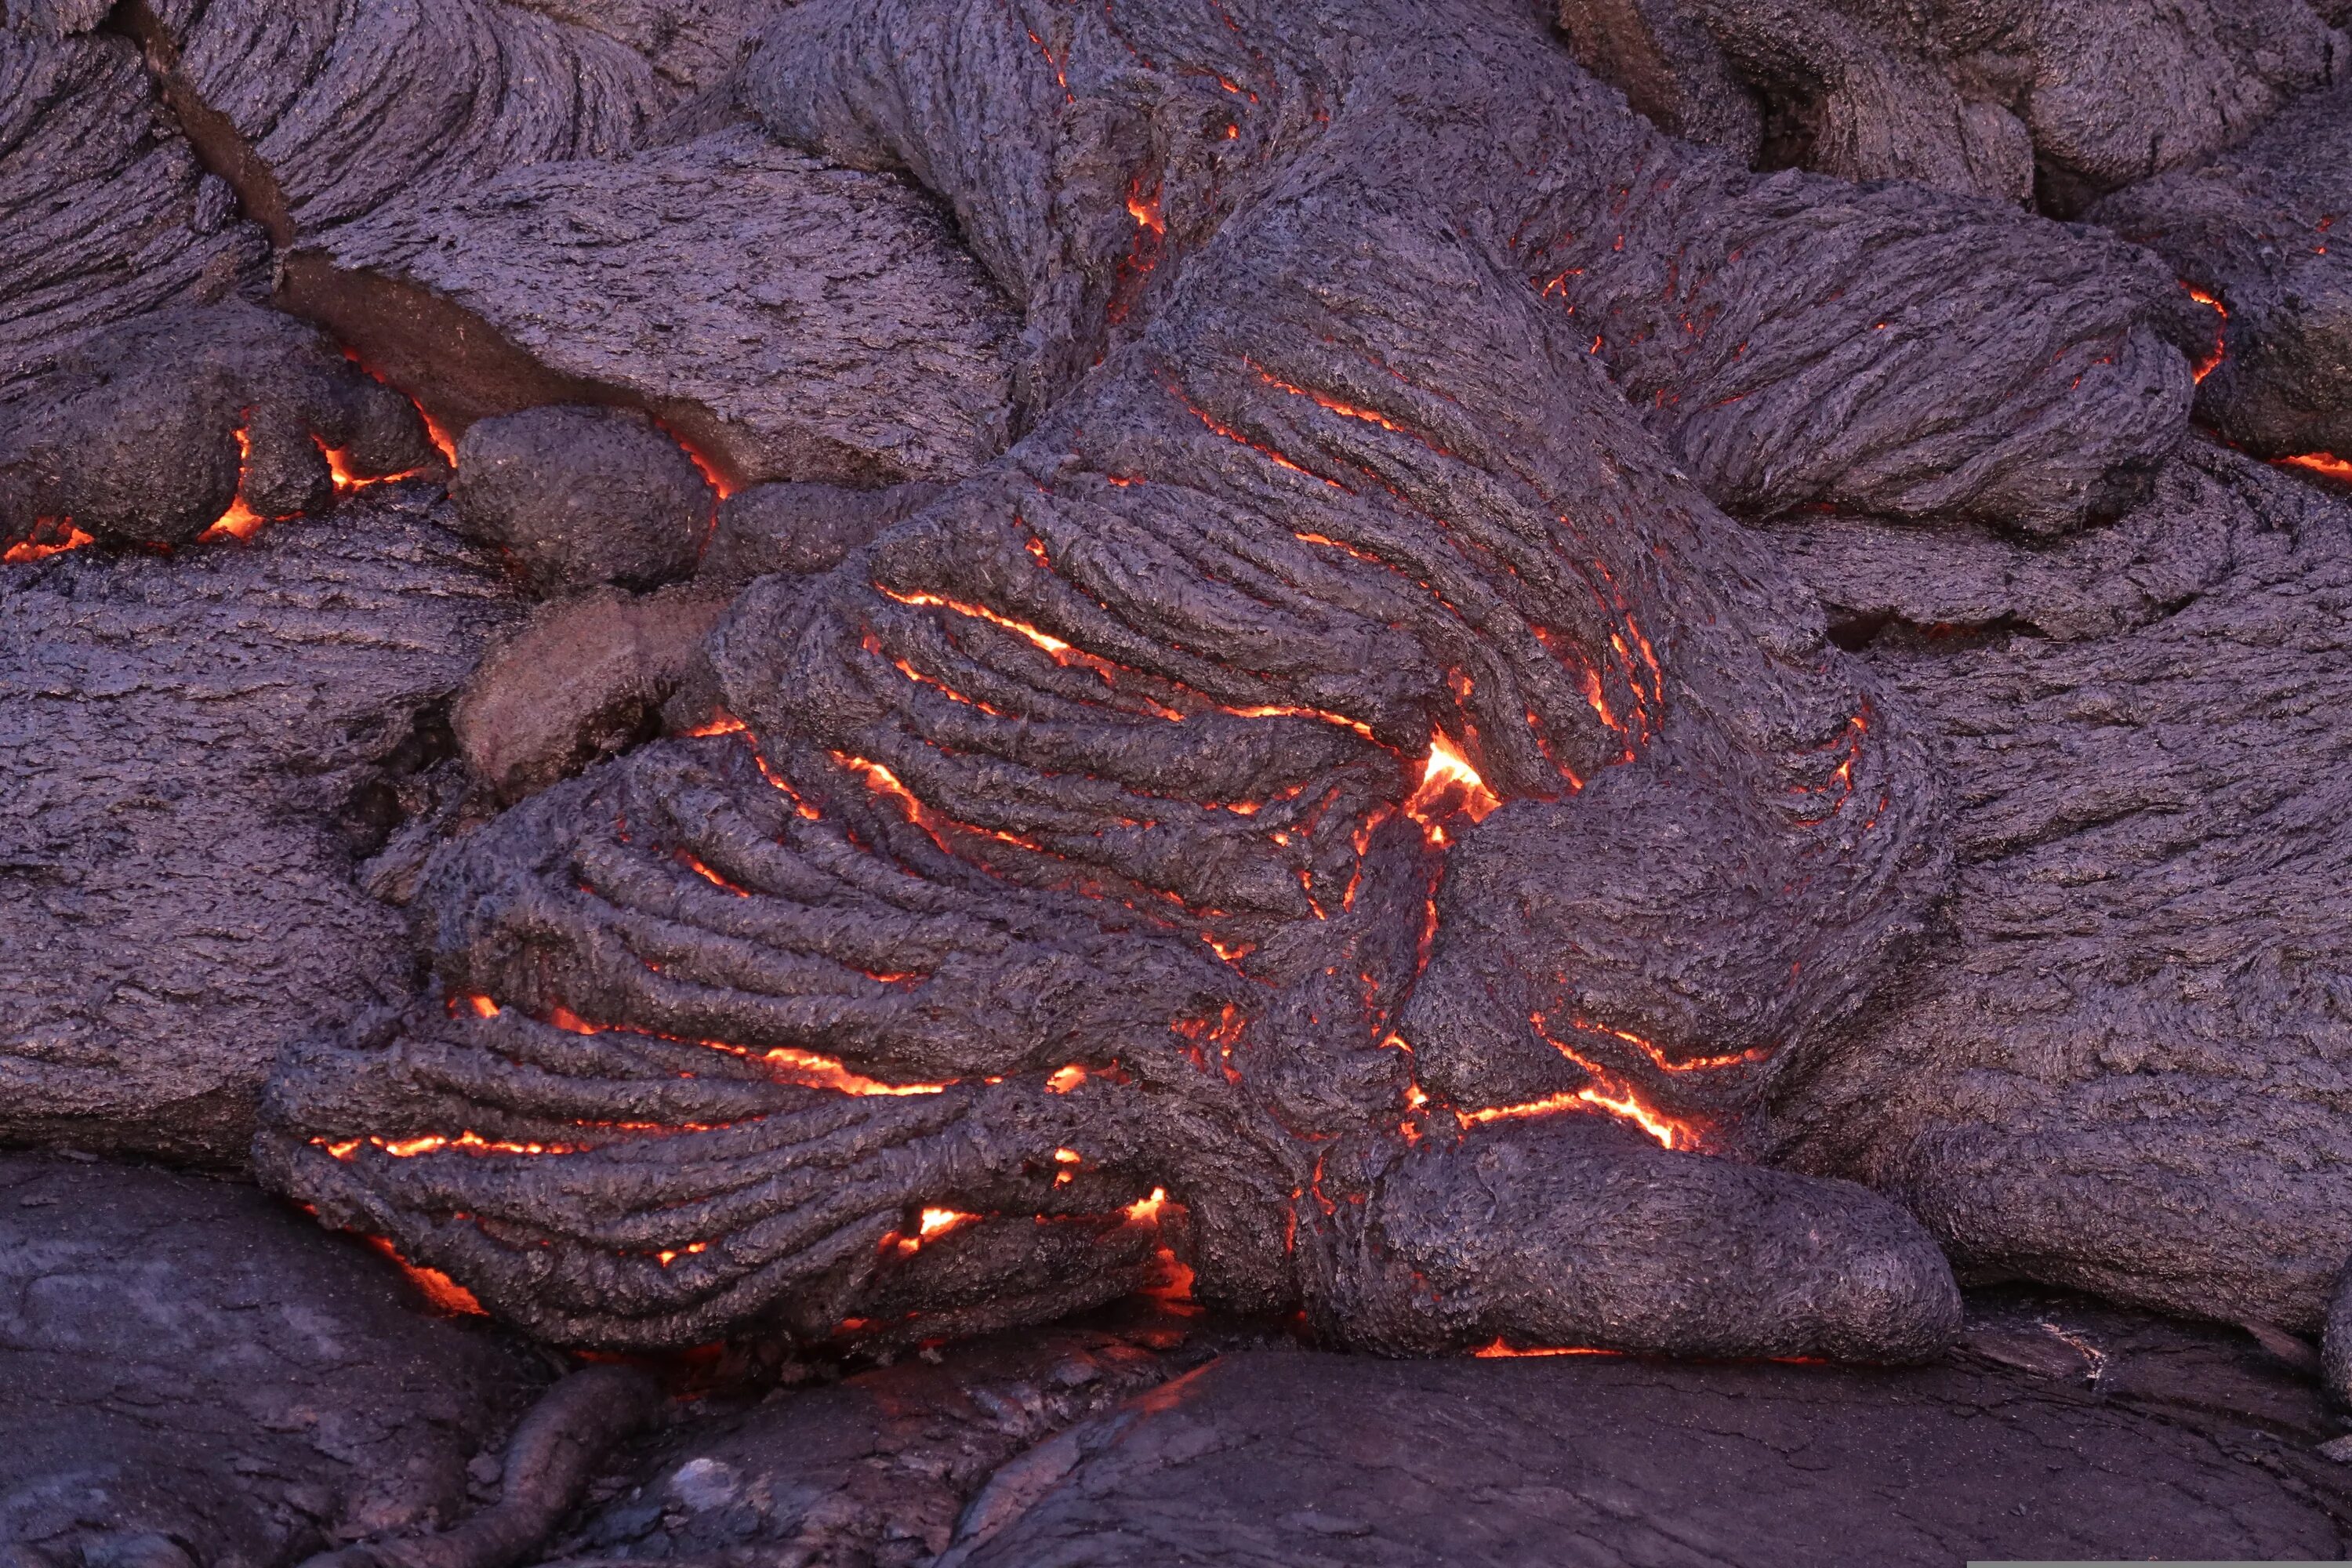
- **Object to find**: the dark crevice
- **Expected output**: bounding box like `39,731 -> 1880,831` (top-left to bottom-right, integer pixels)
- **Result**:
104,0 -> 293,248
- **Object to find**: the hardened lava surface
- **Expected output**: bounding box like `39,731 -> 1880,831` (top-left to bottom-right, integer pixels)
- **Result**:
260,0 -> 2210,1363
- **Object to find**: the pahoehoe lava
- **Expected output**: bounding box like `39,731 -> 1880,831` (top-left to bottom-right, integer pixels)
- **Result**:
249,0 -> 2213,1361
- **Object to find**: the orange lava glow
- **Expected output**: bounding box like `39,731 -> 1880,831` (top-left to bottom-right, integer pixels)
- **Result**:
1046,1065 -> 1089,1092
361,1236 -> 487,1315
2184,285 -> 2227,383
685,710 -> 749,737
1127,180 -> 1165,237
2283,452 -> 2352,482
1472,1339 -> 1614,1358
419,409 -> 459,466
1170,383 -> 1346,488
1403,733 -> 1500,841
1125,1186 -> 1171,1224
541,999 -> 948,1096
198,426 -> 279,543
1559,1014 -> 1768,1076
321,439 -> 430,495
920,1207 -> 976,1237
763,1044 -> 947,1097
3,517 -> 93,564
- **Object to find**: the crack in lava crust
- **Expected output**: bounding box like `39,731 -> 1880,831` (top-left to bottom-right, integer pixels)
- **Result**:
259,0 -> 2196,1362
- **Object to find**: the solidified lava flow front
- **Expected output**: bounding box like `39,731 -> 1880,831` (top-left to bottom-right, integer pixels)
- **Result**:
242,0 -> 2224,1363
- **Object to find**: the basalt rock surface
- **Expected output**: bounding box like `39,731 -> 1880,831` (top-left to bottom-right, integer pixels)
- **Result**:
261,0 -> 2222,1364
2,299 -> 444,555
0,27 -> 265,405
285,128 -> 1022,488
1555,0 -> 2350,209
450,406 -> 712,595
0,1152 -> 546,1568
0,495 -> 518,1163
541,1324 -> 1196,1565
1769,444 -> 2352,1332
934,1295 -> 2352,1567
455,586 -> 732,804
2090,79 -> 2352,463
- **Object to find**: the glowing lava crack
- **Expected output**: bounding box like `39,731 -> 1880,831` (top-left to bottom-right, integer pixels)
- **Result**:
260,0 -> 2200,1363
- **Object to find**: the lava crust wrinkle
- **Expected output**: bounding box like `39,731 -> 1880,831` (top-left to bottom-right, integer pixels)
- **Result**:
261,0 -> 2200,1361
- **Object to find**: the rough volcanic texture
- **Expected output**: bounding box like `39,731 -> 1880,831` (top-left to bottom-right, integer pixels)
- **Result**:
500,0 -> 769,95
1555,0 -> 2350,210
2091,79 -> 2352,463
700,481 -> 945,590
939,1298 -> 2352,1566
451,406 -> 711,594
0,1152 -> 544,1568
2,299 -> 443,555
282,128 -> 1021,489
110,0 -> 662,252
0,495 -> 519,1163
254,0 -> 2223,1364
1769,443 -> 2352,1333
456,586 -> 731,804
543,1327 -> 1191,1564
0,27 -> 265,406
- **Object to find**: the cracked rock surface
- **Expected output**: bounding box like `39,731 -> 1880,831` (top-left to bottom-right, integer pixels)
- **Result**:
0,1152 -> 545,1568
0,495 -> 519,1163
1769,445 -> 2352,1332
0,26 -> 265,402
261,0 -> 2207,1367
1555,0 -> 2350,209
286,128 -> 1021,489
937,1294 -> 2352,1567
2090,78 -> 2352,462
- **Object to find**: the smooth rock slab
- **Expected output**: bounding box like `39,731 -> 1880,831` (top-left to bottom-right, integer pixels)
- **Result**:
0,496 -> 519,1163
542,1327 -> 1190,1566
285,127 -> 1020,489
0,1152 -> 545,1568
938,1298 -> 2352,1566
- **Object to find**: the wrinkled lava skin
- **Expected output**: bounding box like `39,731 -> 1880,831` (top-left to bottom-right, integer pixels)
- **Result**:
261,0 -> 2201,1359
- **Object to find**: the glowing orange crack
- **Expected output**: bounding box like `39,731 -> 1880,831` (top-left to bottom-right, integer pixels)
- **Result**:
361,1236 -> 485,1315
1403,733 -> 1500,843
2284,452 -> 2352,482
2184,285 -> 2227,383
3,518 -> 93,564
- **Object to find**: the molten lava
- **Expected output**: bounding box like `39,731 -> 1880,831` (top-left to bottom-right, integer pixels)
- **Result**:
2,518 -> 93,564
1404,733 -> 1501,843
2284,452 -> 2352,483
361,1235 -> 486,1315
2184,285 -> 2227,383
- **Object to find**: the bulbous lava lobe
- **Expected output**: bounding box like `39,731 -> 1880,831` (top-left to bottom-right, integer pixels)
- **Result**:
260,0 -> 2191,1359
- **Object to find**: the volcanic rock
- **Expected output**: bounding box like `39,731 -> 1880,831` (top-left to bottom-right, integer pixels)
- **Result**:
281,128 -> 1021,488
2,299 -> 443,554
0,1152 -> 545,1568
259,0 -> 2214,1364
106,0 -> 662,251
2329,1264 -> 2352,1407
1770,443 -> 2352,1332
542,1327 -> 1189,1565
0,494 -> 519,1163
454,586 -> 733,804
450,405 -> 712,594
1556,0 -> 2350,209
0,27 -> 265,405
699,480 -> 945,589
938,1299 -> 2352,1566
2090,78 -> 2352,463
